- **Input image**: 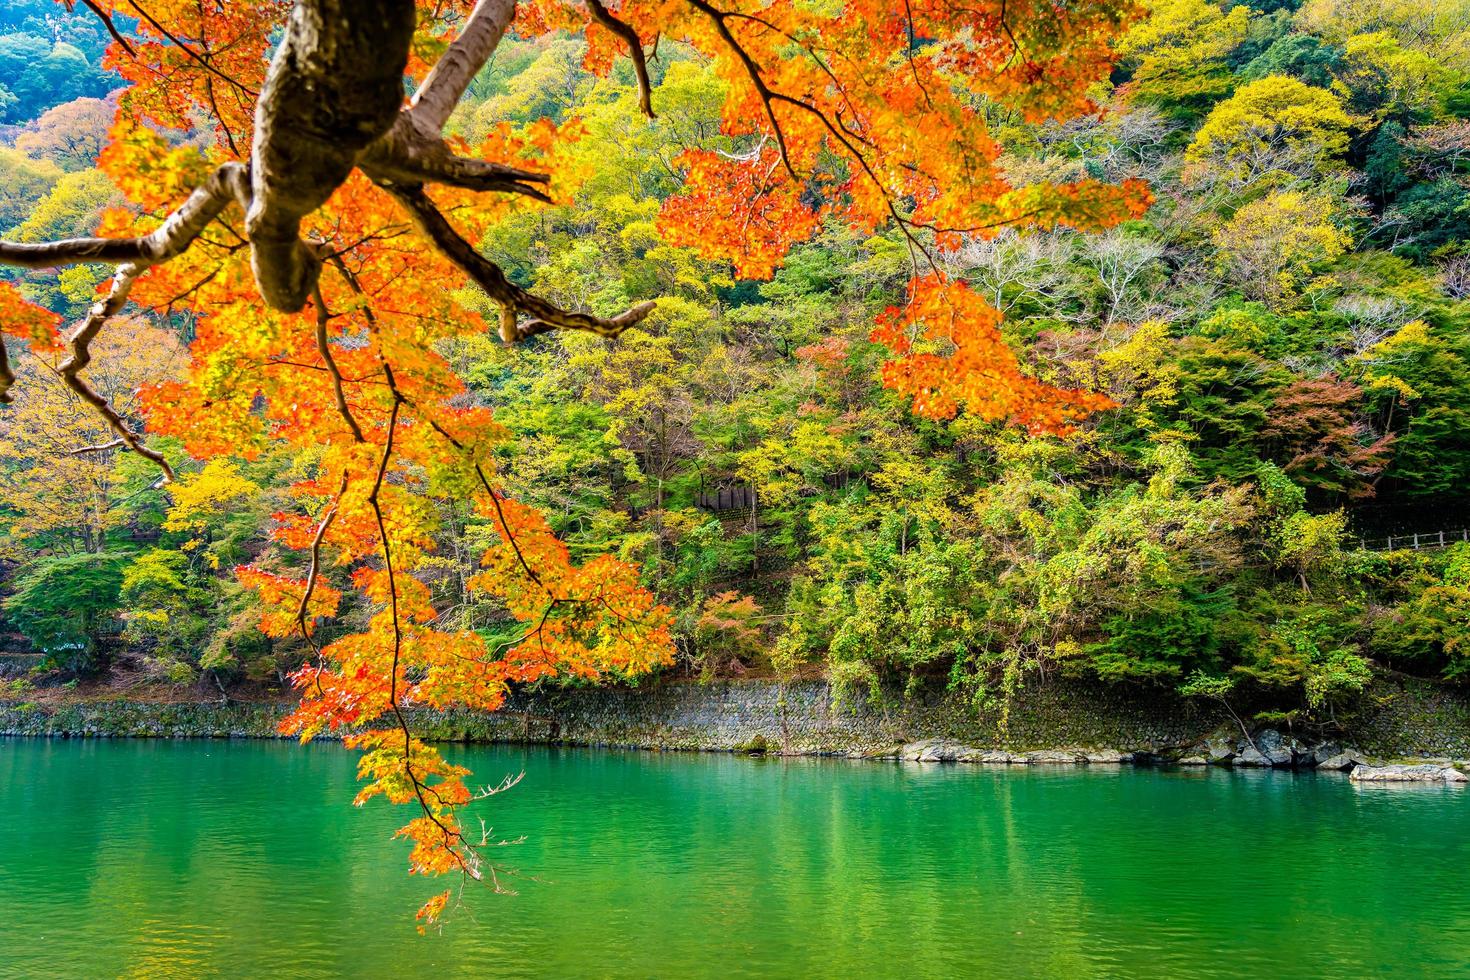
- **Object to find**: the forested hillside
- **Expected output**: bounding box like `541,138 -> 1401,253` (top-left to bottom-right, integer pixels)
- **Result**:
3,0 -> 1470,734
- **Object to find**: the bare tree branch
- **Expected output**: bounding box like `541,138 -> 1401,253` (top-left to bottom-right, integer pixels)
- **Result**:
57,264 -> 176,482
684,0 -> 939,272
685,0 -> 796,178
297,472 -> 348,699
385,184 -> 655,342
0,163 -> 249,270
586,0 -> 655,119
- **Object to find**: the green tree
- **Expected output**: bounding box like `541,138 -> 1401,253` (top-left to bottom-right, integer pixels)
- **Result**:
4,551 -> 125,671
119,549 -> 216,683
1372,545 -> 1470,679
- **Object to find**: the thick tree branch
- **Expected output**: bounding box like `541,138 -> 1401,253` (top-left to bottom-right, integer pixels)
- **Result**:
385,184 -> 654,342
359,0 -> 546,203
0,163 -> 248,270
247,0 -> 417,311
585,0 -> 655,119
407,0 -> 519,135
0,0 -> 627,443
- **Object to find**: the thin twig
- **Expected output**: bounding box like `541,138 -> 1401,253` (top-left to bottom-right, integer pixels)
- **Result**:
296,473 -> 348,698
77,0 -> 137,57
57,264 -> 175,481
311,286 -> 367,442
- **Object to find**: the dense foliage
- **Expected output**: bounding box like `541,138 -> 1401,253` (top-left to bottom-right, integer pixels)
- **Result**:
4,0 -> 1470,918
5,0 -> 1470,709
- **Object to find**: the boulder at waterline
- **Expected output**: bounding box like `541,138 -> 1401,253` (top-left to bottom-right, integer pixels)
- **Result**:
1349,765 -> 1468,783
1253,729 -> 1296,766
1024,749 -> 1085,764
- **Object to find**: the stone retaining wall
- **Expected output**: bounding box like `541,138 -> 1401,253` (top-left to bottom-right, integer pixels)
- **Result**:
4,675 -> 1469,760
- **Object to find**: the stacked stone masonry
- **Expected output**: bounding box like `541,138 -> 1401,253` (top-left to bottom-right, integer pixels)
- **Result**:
4,676 -> 1469,769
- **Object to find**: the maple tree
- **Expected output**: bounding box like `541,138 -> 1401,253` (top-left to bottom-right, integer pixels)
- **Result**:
691,590 -> 763,677
0,0 -> 1148,922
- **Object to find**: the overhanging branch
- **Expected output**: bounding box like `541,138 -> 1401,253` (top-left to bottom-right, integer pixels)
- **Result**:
0,0 -> 640,464
0,163 -> 249,270
57,264 -> 176,481
386,183 -> 654,342
586,0 -> 655,119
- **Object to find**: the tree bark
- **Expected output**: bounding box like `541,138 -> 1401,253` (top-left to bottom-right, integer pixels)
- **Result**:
246,0 -> 418,311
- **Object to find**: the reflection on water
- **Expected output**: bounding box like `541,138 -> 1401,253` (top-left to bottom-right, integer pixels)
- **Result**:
1,739 -> 1467,978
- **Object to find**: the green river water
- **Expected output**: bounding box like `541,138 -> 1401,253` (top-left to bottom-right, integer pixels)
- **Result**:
1,738 -> 1467,978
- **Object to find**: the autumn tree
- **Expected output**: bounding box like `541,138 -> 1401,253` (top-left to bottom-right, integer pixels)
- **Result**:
15,97 -> 116,171
1213,190 -> 1352,304
0,0 -> 1147,922
0,315 -> 184,556
1186,75 -> 1354,187
0,148 -> 60,228
1262,376 -> 1394,499
691,590 -> 764,678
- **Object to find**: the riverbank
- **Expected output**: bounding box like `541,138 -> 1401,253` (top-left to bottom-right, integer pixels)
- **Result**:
5,675 -> 1470,772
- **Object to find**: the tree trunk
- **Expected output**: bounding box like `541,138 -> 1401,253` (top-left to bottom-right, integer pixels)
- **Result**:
247,0 -> 417,310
